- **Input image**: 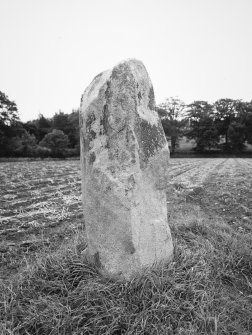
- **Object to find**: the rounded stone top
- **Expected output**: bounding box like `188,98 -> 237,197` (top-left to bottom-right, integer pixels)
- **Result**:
81,59 -> 158,127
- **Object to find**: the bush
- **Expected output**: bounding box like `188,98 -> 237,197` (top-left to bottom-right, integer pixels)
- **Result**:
33,146 -> 52,158
39,129 -> 69,157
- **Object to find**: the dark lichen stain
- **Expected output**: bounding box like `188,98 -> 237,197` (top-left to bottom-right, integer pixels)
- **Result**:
89,129 -> 96,140
124,240 -> 136,254
85,113 -> 97,150
138,119 -> 166,166
94,252 -> 102,268
148,86 -> 155,110
100,81 -> 112,137
102,104 -> 110,135
99,118 -> 103,136
89,152 -> 96,164
105,80 -> 112,101
86,113 -> 95,131
105,185 -> 112,192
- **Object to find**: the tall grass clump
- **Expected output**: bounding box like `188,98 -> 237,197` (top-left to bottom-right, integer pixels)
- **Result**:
1,201 -> 252,334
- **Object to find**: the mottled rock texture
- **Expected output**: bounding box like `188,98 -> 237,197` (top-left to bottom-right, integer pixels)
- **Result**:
80,59 -> 173,279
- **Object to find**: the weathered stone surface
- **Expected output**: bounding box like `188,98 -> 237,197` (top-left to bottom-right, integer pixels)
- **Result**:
80,59 -> 173,279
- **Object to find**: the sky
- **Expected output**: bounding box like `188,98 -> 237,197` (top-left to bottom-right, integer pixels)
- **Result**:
1,0 -> 252,122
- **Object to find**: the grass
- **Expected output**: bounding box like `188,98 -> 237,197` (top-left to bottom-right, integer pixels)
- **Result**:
0,158 -> 251,334
1,198 -> 252,335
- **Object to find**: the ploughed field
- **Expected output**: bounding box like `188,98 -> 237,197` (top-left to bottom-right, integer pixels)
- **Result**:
0,158 -> 251,279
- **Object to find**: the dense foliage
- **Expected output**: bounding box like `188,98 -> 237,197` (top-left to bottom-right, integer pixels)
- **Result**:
157,97 -> 252,154
1,90 -> 252,157
0,91 -> 80,158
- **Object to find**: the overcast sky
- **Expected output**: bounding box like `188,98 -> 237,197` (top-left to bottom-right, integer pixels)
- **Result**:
1,0 -> 252,122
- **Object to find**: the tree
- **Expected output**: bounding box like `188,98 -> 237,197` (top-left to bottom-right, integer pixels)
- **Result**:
68,109 -> 80,148
245,113 -> 252,145
23,120 -> 40,139
241,101 -> 252,145
39,129 -> 69,157
35,114 -> 52,141
227,122 -> 246,153
0,91 -> 19,126
214,99 -> 240,149
6,130 -> 37,156
186,101 -> 219,151
156,97 -> 186,154
67,109 -> 80,150
52,110 -> 69,132
52,109 -> 80,149
0,91 -> 24,156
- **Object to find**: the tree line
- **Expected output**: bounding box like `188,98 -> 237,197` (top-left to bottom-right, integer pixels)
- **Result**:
1,90 -> 252,158
0,91 -> 80,158
157,97 -> 252,154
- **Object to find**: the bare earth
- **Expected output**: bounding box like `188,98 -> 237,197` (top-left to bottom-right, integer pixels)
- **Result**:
0,158 -> 251,280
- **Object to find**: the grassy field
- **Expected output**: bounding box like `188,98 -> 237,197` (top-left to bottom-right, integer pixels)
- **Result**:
0,158 -> 252,334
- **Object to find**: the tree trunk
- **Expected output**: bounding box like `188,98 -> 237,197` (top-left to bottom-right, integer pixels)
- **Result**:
171,136 -> 176,154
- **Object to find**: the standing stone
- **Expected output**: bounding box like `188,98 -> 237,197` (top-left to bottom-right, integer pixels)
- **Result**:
80,59 -> 173,279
